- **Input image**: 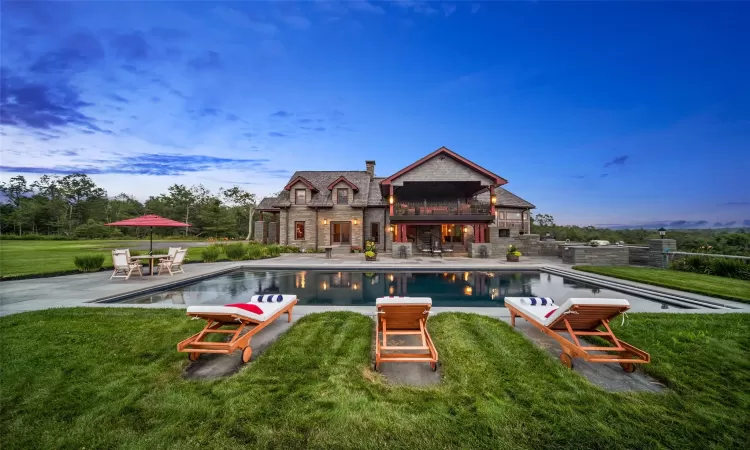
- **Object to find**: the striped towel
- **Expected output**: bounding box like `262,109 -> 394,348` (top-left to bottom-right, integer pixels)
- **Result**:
251,294 -> 284,303
521,297 -> 555,306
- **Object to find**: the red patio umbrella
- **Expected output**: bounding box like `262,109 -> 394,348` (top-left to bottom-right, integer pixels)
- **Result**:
105,214 -> 191,254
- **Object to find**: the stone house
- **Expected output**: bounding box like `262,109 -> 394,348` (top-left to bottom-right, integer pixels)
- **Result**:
256,147 -> 534,254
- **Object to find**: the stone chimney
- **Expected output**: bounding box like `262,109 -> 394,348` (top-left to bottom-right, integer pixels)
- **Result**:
365,160 -> 376,179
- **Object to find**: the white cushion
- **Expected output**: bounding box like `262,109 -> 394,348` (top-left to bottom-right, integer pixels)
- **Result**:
187,295 -> 296,322
376,296 -> 432,306
505,297 -> 629,327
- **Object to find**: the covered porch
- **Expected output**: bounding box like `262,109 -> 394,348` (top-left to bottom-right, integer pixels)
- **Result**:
391,222 -> 494,254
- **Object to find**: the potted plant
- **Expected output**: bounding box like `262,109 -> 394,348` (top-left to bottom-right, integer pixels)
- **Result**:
506,244 -> 521,262
364,240 -> 378,261
350,245 -> 362,254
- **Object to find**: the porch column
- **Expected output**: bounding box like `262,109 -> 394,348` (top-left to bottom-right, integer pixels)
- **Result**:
490,186 -> 496,216
389,185 -> 394,216
401,224 -> 407,242
477,224 -> 484,243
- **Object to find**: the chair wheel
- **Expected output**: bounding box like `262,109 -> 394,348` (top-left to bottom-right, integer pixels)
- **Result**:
560,353 -> 573,369
620,362 -> 636,373
241,346 -> 253,363
188,352 -> 200,362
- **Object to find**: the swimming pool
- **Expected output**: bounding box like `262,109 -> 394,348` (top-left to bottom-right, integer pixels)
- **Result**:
118,270 -> 685,309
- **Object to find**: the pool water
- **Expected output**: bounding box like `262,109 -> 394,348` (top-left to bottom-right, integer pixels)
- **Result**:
120,270 -> 682,309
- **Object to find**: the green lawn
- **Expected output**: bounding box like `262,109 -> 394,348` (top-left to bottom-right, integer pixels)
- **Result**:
573,265 -> 750,303
0,240 -> 215,279
2,309 -> 748,449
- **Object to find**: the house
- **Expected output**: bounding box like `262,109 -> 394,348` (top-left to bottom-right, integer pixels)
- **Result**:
256,146 -> 535,255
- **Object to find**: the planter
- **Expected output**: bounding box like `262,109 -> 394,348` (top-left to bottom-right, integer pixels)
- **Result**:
506,255 -> 520,262
365,255 -> 377,261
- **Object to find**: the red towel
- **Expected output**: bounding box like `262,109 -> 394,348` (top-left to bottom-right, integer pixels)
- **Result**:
225,303 -> 264,315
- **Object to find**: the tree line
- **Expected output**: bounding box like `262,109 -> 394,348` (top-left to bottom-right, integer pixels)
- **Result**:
0,174 -> 264,239
531,214 -> 750,256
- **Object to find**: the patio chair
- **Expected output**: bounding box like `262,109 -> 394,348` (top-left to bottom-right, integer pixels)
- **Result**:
178,294 -> 298,363
157,249 -> 186,275
505,297 -> 650,372
432,241 -> 442,258
110,250 -> 143,280
442,244 -> 454,256
418,245 -> 432,256
373,297 -> 439,372
160,246 -> 181,263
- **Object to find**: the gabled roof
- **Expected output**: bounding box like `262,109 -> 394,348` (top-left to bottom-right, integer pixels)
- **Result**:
273,171 -> 372,207
257,197 -> 280,212
283,175 -> 317,192
327,176 -> 359,192
379,146 -> 508,186
476,187 -> 536,209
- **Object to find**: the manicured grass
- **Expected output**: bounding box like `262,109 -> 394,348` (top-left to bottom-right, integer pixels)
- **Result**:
2,309 -> 748,449
0,240 -> 214,278
574,265 -> 750,303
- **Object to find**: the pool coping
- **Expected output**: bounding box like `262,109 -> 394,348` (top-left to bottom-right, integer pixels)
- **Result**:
92,263 -> 750,312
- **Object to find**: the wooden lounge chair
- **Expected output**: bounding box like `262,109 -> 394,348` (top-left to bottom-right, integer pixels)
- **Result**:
157,249 -> 186,275
374,297 -> 439,371
505,297 -> 650,372
110,250 -> 143,280
178,294 -> 297,363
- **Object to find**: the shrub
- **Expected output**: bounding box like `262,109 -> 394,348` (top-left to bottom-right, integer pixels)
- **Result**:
266,244 -> 281,257
246,245 -> 264,260
507,245 -> 521,256
73,254 -> 105,272
351,246 -> 362,253
670,255 -> 750,280
0,234 -> 76,241
279,245 -> 301,253
202,245 -> 221,262
364,240 -> 377,254
225,243 -> 247,261
364,250 -> 376,258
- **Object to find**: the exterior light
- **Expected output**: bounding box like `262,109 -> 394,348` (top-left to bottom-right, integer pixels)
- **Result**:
388,195 -> 394,205
490,194 -> 497,205
464,286 -> 473,296
388,274 -> 394,282
321,281 -> 328,290
463,226 -> 468,233
352,283 -> 359,291
389,225 -> 394,232
323,219 -> 328,225
353,219 -> 358,225
658,227 -> 666,238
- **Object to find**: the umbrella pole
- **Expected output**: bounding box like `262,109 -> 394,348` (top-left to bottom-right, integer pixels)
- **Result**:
150,226 -> 153,255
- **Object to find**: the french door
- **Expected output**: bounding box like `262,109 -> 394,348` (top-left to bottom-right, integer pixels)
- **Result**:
331,222 -> 351,244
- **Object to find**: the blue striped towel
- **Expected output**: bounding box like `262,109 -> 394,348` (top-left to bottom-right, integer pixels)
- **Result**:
252,294 -> 284,302
521,297 -> 555,306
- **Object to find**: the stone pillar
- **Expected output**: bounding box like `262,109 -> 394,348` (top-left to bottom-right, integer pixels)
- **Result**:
267,222 -> 278,244
648,239 -> 677,268
254,221 -> 266,243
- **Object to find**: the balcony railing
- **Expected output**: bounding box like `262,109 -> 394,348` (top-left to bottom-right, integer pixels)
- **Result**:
393,201 -> 491,216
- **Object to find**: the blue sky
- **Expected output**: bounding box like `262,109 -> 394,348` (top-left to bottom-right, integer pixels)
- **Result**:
1,1 -> 749,227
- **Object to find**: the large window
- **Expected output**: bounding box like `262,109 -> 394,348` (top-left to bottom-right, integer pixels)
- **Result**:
506,211 -> 522,220
371,222 -> 380,243
295,221 -> 305,239
337,188 -> 349,205
295,189 -> 306,205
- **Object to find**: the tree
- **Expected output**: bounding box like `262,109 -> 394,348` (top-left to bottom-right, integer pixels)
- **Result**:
534,213 -> 555,227
222,186 -> 257,240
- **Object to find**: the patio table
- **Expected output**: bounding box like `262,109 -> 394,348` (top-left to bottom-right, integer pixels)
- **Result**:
131,254 -> 169,276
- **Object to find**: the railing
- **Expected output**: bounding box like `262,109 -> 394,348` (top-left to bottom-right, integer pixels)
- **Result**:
393,201 -> 491,216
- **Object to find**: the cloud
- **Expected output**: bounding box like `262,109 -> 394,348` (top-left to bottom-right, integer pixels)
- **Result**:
471,3 -> 481,14
120,64 -> 142,74
443,3 -> 457,17
242,132 -> 256,138
604,155 -> 629,167
314,127 -> 325,132
111,32 -> 149,60
0,153 -> 272,176
109,94 -> 129,103
599,220 -> 716,230
212,6 -> 278,34
724,201 -> 749,206
280,15 -> 312,30
188,50 -> 222,70
149,27 -> 188,40
744,220 -> 750,227
600,173 -> 608,178
29,32 -> 105,73
393,0 -> 440,15
0,71 -> 110,134
270,110 -> 292,118
348,1 -> 386,15
268,132 -> 286,137
226,113 -> 239,121
298,118 -> 313,124
199,107 -> 220,117
258,39 -> 286,57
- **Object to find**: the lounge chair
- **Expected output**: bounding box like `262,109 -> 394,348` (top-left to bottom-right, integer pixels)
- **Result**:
157,249 -> 186,275
374,297 -> 439,371
505,297 -> 650,372
177,294 -> 297,363
110,250 -> 143,280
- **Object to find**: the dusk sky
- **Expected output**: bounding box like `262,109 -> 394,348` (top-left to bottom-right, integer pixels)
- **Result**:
1,1 -> 749,228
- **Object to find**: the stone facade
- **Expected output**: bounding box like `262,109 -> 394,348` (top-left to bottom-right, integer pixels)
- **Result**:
390,155 -> 494,187
253,220 -> 266,243
364,207 -> 390,252
628,246 -> 649,266
268,222 -> 278,244
468,242 -> 491,258
391,242 -> 413,258
318,207 -> 364,248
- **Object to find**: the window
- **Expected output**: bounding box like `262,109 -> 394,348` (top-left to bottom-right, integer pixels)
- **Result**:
371,222 -> 380,243
506,211 -> 522,220
295,189 -> 306,205
498,229 -> 510,238
496,211 -> 505,219
295,221 -> 305,239
337,188 -> 349,205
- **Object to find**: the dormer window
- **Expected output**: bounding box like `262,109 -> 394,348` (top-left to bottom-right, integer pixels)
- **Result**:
295,189 -> 306,205
337,188 -> 349,205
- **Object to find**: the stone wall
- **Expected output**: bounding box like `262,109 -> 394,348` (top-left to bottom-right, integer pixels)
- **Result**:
391,242 -> 413,258
627,246 -> 649,266
364,207 -> 390,252
253,220 -> 266,243
279,210 -> 288,245
468,242 -> 492,258
268,222 -> 278,244
561,245 -> 630,265
318,207 -> 364,249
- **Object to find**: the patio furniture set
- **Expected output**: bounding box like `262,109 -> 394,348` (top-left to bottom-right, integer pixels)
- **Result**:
110,247 -> 187,280
416,243 -> 454,258
178,295 -> 649,373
